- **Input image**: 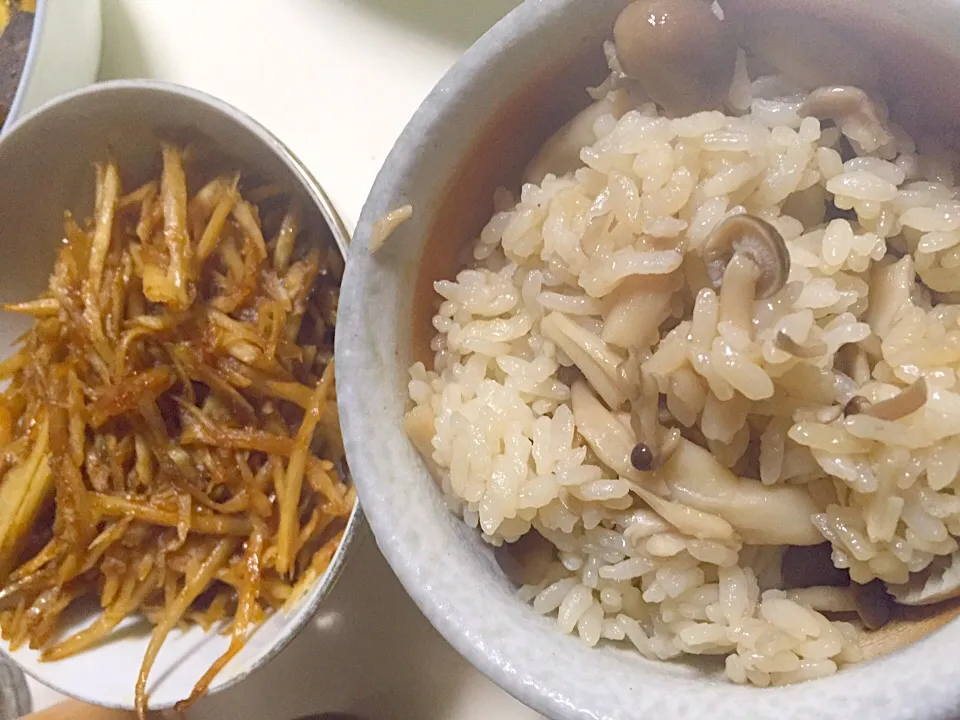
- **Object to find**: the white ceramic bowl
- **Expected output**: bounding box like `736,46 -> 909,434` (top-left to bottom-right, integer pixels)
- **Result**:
1,0 -> 102,132
337,1 -> 960,718
0,80 -> 362,711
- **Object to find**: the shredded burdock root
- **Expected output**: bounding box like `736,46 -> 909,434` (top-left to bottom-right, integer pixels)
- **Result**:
0,144 -> 352,718
368,204 -> 413,253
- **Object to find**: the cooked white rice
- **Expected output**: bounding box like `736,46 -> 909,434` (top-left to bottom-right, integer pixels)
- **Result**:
404,37 -> 960,686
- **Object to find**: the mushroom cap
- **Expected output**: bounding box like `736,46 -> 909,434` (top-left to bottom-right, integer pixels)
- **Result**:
630,442 -> 654,471
887,550 -> 960,606
702,214 -> 791,299
799,85 -> 870,120
844,395 -> 871,416
494,530 -> 555,587
613,0 -> 736,116
852,579 -> 894,630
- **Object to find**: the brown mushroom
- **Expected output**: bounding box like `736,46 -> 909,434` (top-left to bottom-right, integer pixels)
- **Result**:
852,579 -> 894,630
660,439 -> 824,545
843,395 -> 871,417
887,550 -> 960,606
799,86 -> 878,123
861,378 -> 928,422
494,530 -> 556,587
630,442 -> 655,471
798,86 -> 894,154
627,366 -> 668,471
774,330 -> 827,359
838,344 -> 872,386
613,0 -> 736,116
702,215 -> 791,300
781,543 -> 850,589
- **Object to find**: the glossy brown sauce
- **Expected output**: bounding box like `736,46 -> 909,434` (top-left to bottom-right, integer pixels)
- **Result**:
410,0 -> 960,659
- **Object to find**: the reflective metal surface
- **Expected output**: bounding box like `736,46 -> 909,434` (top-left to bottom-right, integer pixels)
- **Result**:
0,655 -> 31,719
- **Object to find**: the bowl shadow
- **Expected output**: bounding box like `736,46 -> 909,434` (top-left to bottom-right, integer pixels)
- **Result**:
190,526 -> 540,720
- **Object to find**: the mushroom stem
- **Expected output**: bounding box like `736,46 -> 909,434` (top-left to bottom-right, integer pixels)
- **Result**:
862,378 -> 928,421
657,438 -> 825,545
798,86 -> 894,153
631,483 -> 737,541
629,368 -> 664,468
839,344 -> 872,386
775,330 -> 828,359
571,380 -> 645,481
541,312 -> 629,409
718,253 -> 760,335
702,215 -> 790,301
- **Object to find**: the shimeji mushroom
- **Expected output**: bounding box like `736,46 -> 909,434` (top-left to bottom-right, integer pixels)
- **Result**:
852,579 -> 894,629
630,442 -> 655,472
887,550 -> 960,606
799,86 -> 881,125
571,379 -> 677,487
774,330 -> 828,360
653,438 -> 824,546
571,380 -> 646,482
798,85 -> 894,153
703,215 -> 791,299
540,312 -> 630,410
838,378 -> 930,424
494,530 -> 556,587
617,354 -> 679,473
860,378 -> 929,421
613,0 -> 737,116
702,214 -> 791,334
843,395 -> 871,417
867,256 -> 915,339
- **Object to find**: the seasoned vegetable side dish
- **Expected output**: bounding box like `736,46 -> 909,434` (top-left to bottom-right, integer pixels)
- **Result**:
0,144 -> 351,715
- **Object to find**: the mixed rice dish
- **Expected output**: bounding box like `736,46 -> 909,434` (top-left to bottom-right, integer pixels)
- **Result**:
405,0 -> 960,687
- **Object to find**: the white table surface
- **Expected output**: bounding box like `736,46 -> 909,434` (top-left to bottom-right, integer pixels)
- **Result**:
27,1 -> 544,718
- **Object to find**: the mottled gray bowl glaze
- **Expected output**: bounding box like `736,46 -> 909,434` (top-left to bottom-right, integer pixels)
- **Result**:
337,1 -> 960,718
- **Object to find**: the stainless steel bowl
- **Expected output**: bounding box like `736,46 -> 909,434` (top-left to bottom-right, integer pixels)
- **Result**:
0,655 -> 30,719
1,0 -> 102,132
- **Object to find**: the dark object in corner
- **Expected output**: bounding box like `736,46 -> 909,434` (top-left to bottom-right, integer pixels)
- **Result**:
0,9 -> 35,127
